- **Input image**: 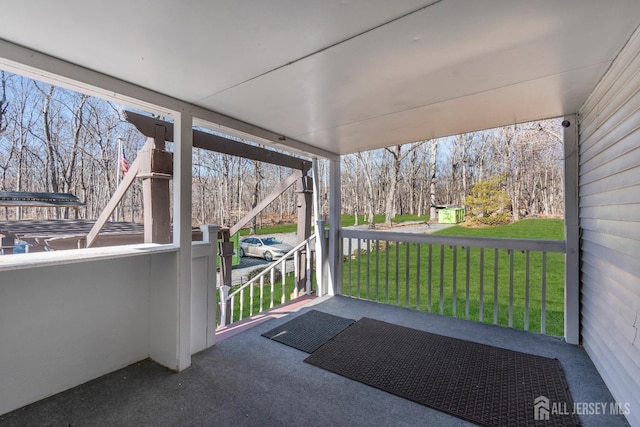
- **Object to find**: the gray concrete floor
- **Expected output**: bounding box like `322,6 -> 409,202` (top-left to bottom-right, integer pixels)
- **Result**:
0,295 -> 629,427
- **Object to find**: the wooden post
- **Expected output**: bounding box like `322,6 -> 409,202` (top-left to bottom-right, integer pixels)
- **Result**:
140,125 -> 173,244
311,158 -> 327,296
86,138 -> 152,248
218,228 -> 234,325
296,175 -> 313,294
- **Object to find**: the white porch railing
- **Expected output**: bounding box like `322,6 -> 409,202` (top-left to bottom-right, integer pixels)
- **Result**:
340,229 -> 566,335
218,236 -> 315,327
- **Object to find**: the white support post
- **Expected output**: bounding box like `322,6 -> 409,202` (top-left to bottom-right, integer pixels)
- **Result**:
200,224 -> 219,348
328,157 -> 342,295
174,111 -> 193,370
563,114 -> 580,345
305,238 -> 312,295
312,158 -> 325,296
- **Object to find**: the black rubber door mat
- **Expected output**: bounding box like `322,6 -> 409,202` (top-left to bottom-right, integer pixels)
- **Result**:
305,318 -> 580,427
262,310 -> 355,354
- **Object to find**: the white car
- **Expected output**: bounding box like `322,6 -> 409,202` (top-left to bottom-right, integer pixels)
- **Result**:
239,236 -> 293,262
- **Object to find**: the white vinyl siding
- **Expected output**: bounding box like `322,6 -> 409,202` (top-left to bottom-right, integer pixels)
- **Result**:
579,27 -> 640,427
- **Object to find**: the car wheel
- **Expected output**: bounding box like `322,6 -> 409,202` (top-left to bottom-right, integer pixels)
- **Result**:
264,251 -> 273,262
239,248 -> 245,257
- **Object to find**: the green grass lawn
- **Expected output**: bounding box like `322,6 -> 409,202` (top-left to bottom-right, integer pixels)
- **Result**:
238,214 -> 430,236
238,223 -> 298,236
434,218 -> 564,240
340,213 -> 430,227
342,218 -> 565,336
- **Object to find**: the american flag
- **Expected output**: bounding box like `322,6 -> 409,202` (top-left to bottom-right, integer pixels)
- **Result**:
120,146 -> 129,173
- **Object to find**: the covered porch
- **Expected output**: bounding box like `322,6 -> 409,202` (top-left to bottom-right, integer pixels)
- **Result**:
0,1 -> 639,426
0,295 -> 626,427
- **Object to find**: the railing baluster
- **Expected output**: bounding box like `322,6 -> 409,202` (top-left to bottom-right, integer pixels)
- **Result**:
428,244 -> 433,313
541,251 -> 547,334
357,238 -> 361,298
385,241 -> 390,304
395,241 -> 400,305
452,245 -> 457,317
439,244 -> 445,315
239,288 -> 244,321
249,279 -> 254,317
416,244 -> 421,310
260,276 -> 264,313
270,269 -> 275,308
524,250 -> 530,331
293,251 -> 299,299
479,248 -> 484,322
366,239 -> 371,300
230,295 -> 235,324
493,248 -> 499,325
347,237 -> 352,297
375,239 -> 380,301
281,262 -> 286,304
306,241 -> 312,295
405,243 -> 410,307
465,246 -> 470,319
508,249 -> 514,328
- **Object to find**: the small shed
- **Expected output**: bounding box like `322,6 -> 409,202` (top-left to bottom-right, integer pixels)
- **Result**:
438,207 -> 464,224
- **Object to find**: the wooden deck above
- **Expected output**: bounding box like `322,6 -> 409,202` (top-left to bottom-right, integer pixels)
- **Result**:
0,220 -> 205,252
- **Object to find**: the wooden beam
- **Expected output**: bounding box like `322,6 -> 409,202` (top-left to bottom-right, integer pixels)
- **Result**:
86,139 -> 153,247
230,170 -> 302,236
125,111 -> 311,171
296,175 -> 313,294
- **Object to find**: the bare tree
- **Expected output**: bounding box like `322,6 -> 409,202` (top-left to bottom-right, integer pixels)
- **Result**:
249,160 -> 263,235
0,69 -> 565,232
355,152 -> 378,229
429,139 -> 438,221
0,71 -> 8,135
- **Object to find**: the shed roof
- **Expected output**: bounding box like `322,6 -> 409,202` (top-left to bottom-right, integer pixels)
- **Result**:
0,192 -> 84,208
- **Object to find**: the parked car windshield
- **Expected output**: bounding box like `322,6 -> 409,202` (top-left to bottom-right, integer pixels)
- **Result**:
262,237 -> 282,245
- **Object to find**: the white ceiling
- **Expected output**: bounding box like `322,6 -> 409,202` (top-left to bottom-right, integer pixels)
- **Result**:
1,0 -> 639,155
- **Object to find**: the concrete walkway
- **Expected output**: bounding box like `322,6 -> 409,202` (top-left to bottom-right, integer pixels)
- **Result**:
0,296 -> 628,427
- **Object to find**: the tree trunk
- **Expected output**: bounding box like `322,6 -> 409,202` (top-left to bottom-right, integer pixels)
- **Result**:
429,140 -> 438,221
356,152 -> 377,229
249,160 -> 263,235
384,145 -> 401,227
461,135 -> 467,208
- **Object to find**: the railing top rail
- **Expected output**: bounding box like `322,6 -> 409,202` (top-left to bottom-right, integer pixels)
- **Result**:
340,228 -> 566,253
226,235 -> 315,300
